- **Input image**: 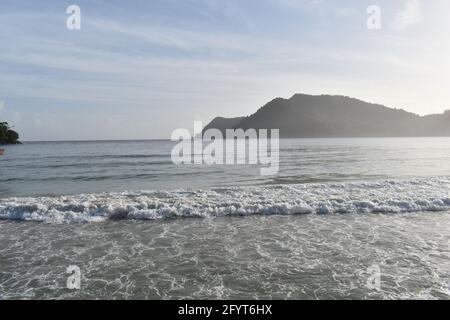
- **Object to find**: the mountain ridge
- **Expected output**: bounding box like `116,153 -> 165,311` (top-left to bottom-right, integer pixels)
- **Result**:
204,94 -> 450,138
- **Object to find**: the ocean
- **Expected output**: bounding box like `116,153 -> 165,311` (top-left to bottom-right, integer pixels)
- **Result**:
0,138 -> 449,299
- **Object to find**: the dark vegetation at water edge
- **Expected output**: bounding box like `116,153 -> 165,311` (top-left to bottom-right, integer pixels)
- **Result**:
0,122 -> 21,144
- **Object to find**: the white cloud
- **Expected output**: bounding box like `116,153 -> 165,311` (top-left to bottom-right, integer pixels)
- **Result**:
274,0 -> 356,17
393,0 -> 422,31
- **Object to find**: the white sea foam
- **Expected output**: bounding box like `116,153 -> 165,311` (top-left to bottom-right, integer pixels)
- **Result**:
1,177 -> 450,223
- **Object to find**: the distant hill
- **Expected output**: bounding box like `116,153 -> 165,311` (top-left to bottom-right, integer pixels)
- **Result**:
203,116 -> 245,134
204,94 -> 450,138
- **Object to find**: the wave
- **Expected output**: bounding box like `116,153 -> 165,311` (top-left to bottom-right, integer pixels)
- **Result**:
1,177 -> 449,223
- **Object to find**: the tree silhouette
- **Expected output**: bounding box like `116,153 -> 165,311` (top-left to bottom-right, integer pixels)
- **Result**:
0,122 -> 20,144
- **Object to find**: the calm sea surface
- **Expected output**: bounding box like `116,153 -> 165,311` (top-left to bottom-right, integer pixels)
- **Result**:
0,138 -> 449,299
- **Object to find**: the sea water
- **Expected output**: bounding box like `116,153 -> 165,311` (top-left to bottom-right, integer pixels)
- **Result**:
0,138 -> 449,299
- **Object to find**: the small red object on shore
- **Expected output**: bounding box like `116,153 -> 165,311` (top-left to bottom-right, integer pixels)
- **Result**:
0,148 -> 4,155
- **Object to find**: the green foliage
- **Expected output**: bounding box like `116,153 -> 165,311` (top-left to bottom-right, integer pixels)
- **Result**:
0,122 -> 20,144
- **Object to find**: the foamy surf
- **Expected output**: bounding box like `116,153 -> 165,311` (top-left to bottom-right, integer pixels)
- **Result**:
1,177 -> 450,223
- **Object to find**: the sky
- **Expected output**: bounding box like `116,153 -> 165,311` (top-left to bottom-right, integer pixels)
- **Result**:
0,0 -> 449,141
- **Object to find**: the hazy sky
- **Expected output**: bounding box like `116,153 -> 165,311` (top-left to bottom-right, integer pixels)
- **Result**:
1,0 -> 449,140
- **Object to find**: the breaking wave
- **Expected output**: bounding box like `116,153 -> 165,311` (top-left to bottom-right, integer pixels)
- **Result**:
1,177 -> 450,223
